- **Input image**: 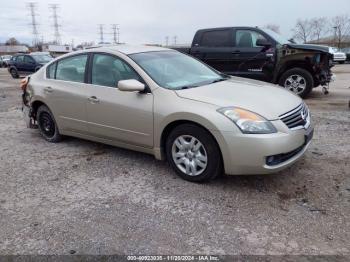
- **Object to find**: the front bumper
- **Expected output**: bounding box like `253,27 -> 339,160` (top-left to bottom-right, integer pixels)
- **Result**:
213,121 -> 314,175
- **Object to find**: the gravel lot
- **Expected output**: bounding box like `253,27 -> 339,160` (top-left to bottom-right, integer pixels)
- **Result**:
0,65 -> 349,255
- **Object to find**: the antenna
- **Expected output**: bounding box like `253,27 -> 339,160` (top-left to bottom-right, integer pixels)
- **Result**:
111,24 -> 120,44
49,4 -> 61,45
98,24 -> 104,44
27,2 -> 40,46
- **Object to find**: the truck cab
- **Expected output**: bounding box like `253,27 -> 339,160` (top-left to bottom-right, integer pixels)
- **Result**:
173,27 -> 333,98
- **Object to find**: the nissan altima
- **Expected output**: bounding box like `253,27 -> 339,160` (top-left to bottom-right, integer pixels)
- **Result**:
21,45 -> 313,182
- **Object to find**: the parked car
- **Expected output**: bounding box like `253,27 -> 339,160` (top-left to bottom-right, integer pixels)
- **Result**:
7,53 -> 53,78
0,55 -> 12,67
171,27 -> 333,98
21,46 -> 313,182
329,47 -> 347,64
341,47 -> 350,61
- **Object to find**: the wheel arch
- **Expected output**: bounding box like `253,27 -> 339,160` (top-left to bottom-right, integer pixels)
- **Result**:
159,119 -> 224,165
276,60 -> 315,84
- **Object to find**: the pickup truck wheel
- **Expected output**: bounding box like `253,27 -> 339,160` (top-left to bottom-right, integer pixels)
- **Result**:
10,68 -> 19,79
37,105 -> 62,143
166,124 -> 222,182
278,68 -> 313,98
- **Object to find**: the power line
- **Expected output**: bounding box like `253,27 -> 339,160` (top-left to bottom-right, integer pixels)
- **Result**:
98,24 -> 104,44
111,24 -> 120,44
49,4 -> 61,45
26,2 -> 40,46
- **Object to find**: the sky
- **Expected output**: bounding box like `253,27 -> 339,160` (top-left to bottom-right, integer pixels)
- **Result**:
0,0 -> 350,46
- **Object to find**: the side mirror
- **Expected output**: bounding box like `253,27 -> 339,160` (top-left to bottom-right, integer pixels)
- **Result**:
256,39 -> 272,51
118,79 -> 145,92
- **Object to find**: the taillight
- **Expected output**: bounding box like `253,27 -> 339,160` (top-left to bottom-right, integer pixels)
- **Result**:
20,77 -> 30,91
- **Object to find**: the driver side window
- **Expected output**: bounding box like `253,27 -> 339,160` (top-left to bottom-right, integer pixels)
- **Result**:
91,54 -> 140,88
235,30 -> 267,48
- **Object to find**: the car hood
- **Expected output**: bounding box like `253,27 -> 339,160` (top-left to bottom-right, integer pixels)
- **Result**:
175,77 -> 302,120
286,43 -> 330,54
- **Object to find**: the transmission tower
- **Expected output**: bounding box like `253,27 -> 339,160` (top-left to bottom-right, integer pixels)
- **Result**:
165,36 -> 169,46
49,4 -> 61,45
173,35 -> 177,45
111,24 -> 120,44
27,2 -> 40,46
98,24 -> 105,44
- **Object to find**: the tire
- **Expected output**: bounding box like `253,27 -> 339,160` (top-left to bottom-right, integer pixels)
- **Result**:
278,68 -> 313,98
37,105 -> 62,143
339,61 -> 345,64
165,123 -> 222,182
10,68 -> 19,79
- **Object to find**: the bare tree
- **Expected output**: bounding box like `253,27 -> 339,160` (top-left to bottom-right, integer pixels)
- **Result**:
264,24 -> 280,34
292,19 -> 313,43
331,14 -> 350,48
5,37 -> 20,46
310,17 -> 328,41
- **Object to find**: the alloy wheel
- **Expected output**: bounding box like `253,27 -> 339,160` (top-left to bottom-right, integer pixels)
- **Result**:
284,74 -> 307,95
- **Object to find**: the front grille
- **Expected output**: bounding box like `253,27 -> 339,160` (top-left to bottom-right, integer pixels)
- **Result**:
279,103 -> 310,130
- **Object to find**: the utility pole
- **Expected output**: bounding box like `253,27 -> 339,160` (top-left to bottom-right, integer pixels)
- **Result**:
173,35 -> 177,45
111,24 -> 120,44
98,24 -> 104,44
49,4 -> 61,45
27,2 -> 40,47
165,36 -> 169,46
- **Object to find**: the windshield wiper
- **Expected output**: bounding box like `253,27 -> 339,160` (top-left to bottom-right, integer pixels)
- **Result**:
178,85 -> 199,90
211,77 -> 229,84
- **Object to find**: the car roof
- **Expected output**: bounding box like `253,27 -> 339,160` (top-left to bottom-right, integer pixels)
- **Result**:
85,44 -> 171,55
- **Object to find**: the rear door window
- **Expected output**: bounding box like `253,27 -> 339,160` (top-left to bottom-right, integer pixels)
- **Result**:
24,56 -> 35,63
200,30 -> 232,47
16,56 -> 24,62
56,55 -> 88,83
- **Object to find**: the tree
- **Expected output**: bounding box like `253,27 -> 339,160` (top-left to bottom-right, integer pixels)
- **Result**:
310,17 -> 328,41
264,24 -> 280,34
5,37 -> 20,46
331,15 -> 350,48
292,19 -> 313,43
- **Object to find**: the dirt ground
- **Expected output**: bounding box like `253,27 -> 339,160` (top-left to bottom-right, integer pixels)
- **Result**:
0,65 -> 349,255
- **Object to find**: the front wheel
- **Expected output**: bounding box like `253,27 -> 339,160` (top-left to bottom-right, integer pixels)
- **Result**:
37,105 -> 62,143
278,68 -> 314,98
166,124 -> 222,182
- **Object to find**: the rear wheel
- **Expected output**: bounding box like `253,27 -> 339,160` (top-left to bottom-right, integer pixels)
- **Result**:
278,68 -> 313,98
166,124 -> 222,182
37,105 -> 62,143
10,68 -> 19,79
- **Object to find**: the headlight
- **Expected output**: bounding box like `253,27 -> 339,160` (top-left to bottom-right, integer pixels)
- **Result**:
217,107 -> 277,134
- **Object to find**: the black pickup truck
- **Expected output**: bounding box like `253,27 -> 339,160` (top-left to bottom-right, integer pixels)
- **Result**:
172,27 -> 333,97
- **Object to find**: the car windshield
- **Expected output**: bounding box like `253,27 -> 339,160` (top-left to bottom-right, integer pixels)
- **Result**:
129,51 -> 226,90
262,29 -> 292,45
32,55 -> 53,63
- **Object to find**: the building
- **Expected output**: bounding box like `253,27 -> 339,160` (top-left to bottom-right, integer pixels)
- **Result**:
0,45 -> 29,55
41,44 -> 73,57
308,36 -> 350,49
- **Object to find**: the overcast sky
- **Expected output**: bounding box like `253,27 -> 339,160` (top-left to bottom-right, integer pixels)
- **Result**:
0,0 -> 350,46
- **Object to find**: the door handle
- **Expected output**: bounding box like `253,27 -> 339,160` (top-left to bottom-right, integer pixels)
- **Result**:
88,96 -> 100,103
44,86 -> 53,93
